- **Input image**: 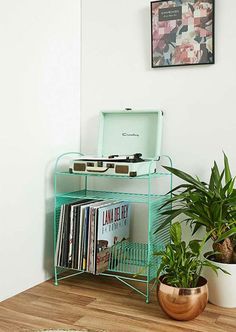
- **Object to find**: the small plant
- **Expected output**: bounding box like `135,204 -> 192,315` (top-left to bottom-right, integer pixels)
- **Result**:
156,153 -> 236,264
155,222 -> 225,288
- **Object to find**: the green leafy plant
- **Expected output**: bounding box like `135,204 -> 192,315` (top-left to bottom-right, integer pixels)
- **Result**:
156,222 -> 225,288
156,153 -> 236,264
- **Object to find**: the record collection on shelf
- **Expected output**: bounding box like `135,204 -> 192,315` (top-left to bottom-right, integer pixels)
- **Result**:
55,199 -> 131,275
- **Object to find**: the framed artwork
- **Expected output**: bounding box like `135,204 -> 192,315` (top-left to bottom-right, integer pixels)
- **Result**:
151,0 -> 214,68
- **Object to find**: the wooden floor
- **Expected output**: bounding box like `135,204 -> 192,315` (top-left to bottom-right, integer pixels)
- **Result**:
0,273 -> 236,332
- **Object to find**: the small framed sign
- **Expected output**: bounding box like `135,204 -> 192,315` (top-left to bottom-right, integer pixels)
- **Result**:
151,0 -> 215,68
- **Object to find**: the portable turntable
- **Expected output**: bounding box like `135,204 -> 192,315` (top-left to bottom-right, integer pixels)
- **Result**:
70,110 -> 163,177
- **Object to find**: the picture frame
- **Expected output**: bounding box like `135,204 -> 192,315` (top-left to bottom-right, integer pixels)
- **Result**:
151,0 -> 215,68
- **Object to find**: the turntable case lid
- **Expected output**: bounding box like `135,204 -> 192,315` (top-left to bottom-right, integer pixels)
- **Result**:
97,110 -> 163,160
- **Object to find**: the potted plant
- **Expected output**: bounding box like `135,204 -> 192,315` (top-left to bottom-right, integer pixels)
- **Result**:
156,153 -> 236,307
155,222 -> 220,320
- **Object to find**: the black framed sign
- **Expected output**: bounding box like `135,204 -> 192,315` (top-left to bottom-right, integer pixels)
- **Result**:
151,0 -> 215,68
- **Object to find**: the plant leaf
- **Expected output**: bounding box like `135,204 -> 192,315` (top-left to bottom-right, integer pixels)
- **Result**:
170,222 -> 182,245
163,166 -> 210,196
224,152 -> 232,185
189,240 -> 200,254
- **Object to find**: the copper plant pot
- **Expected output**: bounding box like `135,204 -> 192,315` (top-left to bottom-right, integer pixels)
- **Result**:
157,275 -> 208,321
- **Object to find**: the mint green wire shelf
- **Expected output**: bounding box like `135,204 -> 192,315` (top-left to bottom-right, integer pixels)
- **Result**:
53,152 -> 172,303
55,190 -> 164,206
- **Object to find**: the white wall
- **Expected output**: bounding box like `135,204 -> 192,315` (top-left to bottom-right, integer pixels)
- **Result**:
80,0 -> 236,244
0,0 -> 80,301
81,0 -> 236,179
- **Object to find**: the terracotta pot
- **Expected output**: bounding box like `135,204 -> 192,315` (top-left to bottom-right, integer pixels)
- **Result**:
157,275 -> 208,321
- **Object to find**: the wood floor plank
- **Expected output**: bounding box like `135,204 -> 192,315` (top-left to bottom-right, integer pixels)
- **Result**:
26,281 -> 96,306
60,274 -> 132,295
86,299 -> 224,332
205,303 -> 236,317
0,306 -> 82,332
25,296 -> 195,332
76,314 -> 196,332
216,315 -> 236,332
0,275 -> 235,331
0,293 -> 83,325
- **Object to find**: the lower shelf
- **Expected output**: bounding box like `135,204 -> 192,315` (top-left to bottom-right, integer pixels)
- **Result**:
106,241 -> 162,281
54,195 -> 170,303
54,240 -> 163,303
55,241 -> 162,280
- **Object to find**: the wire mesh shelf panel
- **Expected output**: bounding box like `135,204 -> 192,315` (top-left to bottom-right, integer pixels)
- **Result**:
56,190 -> 162,204
149,196 -> 171,281
107,241 -> 148,276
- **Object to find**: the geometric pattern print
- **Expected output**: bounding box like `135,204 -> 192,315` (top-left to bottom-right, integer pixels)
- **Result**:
151,0 -> 214,67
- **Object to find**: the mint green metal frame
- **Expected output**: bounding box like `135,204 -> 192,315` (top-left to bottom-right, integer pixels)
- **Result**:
53,152 -> 172,303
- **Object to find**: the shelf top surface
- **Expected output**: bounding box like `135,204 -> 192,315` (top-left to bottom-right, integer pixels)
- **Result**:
55,171 -> 171,179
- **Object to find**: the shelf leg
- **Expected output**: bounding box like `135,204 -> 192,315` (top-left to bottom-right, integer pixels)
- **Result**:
54,266 -> 58,286
146,280 -> 150,304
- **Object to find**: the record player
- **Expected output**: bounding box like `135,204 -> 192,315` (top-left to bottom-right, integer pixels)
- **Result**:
70,110 -> 163,177
70,152 -> 157,177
